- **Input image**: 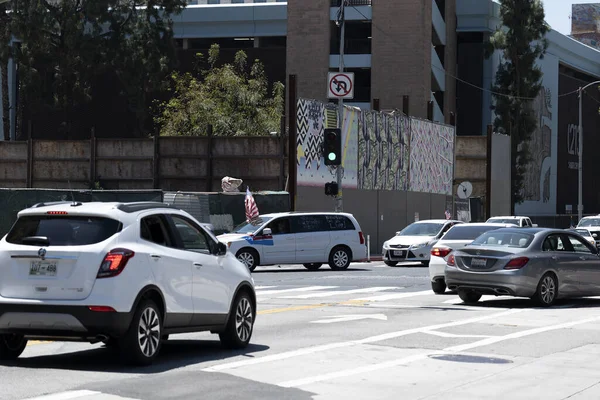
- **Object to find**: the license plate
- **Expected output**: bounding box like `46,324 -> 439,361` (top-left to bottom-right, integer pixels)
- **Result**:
471,258 -> 487,268
393,250 -> 405,257
30,261 -> 57,277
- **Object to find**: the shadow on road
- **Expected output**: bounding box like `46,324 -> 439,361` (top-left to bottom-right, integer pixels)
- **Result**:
451,297 -> 600,309
252,268 -> 371,274
2,340 -> 270,373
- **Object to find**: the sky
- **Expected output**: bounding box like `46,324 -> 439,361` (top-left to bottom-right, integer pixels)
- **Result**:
543,0 -> 599,35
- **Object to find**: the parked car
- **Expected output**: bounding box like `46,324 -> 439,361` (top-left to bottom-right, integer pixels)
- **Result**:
485,216 -> 536,228
568,228 -> 596,247
0,201 -> 256,365
217,212 -> 366,271
382,219 -> 463,267
428,223 -> 514,294
445,227 -> 600,306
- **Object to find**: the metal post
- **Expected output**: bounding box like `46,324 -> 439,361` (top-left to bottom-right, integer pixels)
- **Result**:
335,0 -> 346,213
367,234 -> 371,262
578,87 -> 583,222
486,125 -> 492,220
287,74 -> 298,211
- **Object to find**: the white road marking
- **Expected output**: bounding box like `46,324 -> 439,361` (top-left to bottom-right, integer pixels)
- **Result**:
202,308 -> 524,372
254,285 -> 277,290
256,286 -> 339,296
278,314 -> 600,388
423,330 -> 496,339
281,287 -> 400,299
443,295 -> 510,304
311,313 -> 388,324
24,391 -> 101,400
353,290 -> 432,302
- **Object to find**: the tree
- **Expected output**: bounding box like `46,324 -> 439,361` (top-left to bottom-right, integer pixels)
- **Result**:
8,0 -> 185,138
486,0 -> 550,211
155,44 -> 285,137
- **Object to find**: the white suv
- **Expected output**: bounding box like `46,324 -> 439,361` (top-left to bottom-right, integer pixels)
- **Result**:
0,201 -> 256,366
218,212 -> 367,271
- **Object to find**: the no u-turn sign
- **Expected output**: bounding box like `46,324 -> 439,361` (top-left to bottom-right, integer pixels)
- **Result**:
327,72 -> 355,100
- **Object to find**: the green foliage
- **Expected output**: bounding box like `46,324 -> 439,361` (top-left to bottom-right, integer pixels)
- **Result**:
155,44 -> 285,136
485,0 -> 550,205
1,0 -> 185,137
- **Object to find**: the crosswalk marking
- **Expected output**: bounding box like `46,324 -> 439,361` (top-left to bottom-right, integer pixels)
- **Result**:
23,391 -> 141,400
256,286 -> 339,296
280,287 -> 401,299
352,290 -> 432,302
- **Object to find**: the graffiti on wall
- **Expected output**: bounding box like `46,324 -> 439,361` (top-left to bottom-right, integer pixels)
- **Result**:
522,85 -> 552,203
358,111 -> 410,190
296,98 -> 455,196
408,118 -> 455,196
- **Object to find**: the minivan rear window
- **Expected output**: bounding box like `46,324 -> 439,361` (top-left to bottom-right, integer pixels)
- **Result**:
6,215 -> 122,246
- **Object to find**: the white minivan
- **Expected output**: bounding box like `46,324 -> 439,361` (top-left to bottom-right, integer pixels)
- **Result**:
217,212 -> 367,271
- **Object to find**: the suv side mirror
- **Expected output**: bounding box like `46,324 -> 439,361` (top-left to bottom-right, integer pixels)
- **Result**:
263,228 -> 272,236
216,242 -> 227,256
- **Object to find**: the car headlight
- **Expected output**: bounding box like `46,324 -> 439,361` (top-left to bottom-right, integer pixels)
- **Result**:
411,242 -> 430,249
383,241 -> 389,248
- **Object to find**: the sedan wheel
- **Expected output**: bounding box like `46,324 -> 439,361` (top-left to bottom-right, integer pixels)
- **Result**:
0,334 -> 27,360
458,289 -> 482,304
533,273 -> 558,307
431,280 -> 446,294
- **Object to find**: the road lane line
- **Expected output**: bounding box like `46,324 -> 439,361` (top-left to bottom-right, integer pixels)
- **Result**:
202,308 -> 524,372
280,287 -> 401,299
255,286 -> 277,290
23,390 -> 101,400
352,290 -> 432,302
256,286 -> 339,296
257,299 -> 368,315
423,330 -> 496,338
279,314 -> 600,388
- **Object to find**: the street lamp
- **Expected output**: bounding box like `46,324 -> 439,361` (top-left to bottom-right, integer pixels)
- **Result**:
578,81 -> 600,222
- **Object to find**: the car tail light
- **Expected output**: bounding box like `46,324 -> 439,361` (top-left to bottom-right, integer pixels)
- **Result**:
359,231 -> 365,245
88,306 -> 116,312
504,257 -> 529,270
431,246 -> 452,258
47,211 -> 68,215
447,254 -> 455,266
97,248 -> 135,278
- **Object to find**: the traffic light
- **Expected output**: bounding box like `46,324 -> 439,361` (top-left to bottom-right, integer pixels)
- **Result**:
325,182 -> 339,196
323,128 -> 342,166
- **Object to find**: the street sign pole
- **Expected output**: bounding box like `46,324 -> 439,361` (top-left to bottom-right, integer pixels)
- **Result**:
336,0 -> 346,213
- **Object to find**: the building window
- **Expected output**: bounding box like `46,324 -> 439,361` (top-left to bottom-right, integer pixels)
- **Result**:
330,21 -> 372,55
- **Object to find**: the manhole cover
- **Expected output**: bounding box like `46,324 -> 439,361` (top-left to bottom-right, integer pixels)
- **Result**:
429,354 -> 512,364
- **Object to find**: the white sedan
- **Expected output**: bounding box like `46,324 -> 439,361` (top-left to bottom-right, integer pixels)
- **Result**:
428,223 -> 514,294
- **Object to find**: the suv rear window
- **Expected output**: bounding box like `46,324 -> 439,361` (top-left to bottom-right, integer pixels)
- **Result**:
6,215 -> 122,246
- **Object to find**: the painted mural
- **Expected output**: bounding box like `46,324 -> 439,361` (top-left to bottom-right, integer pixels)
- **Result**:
296,98 -> 358,188
408,118 -> 455,196
296,98 -> 456,196
571,4 -> 600,50
357,111 -> 410,191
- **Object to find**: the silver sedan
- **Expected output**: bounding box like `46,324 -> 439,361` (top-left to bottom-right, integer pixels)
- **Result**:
445,227 -> 600,306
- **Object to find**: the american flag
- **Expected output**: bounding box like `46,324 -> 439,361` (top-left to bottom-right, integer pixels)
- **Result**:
245,187 -> 260,222
445,210 -> 451,220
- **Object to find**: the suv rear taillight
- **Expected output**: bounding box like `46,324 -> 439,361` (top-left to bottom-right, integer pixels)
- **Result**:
97,248 -> 135,278
358,231 -> 365,245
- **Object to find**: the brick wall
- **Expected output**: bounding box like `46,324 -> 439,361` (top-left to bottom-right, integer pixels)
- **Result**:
371,0 -> 432,117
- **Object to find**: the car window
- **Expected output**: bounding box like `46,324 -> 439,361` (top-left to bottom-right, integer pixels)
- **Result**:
442,225 -> 504,241
292,215 -> 329,233
7,215 -> 121,246
266,217 -> 292,235
398,222 -> 444,236
542,234 -> 568,252
471,231 -> 533,248
170,215 -> 213,254
578,218 -> 600,227
140,215 -> 172,247
324,215 -> 355,231
566,234 -> 593,254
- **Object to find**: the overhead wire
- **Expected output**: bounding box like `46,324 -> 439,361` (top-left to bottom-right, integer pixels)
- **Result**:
349,5 -> 582,101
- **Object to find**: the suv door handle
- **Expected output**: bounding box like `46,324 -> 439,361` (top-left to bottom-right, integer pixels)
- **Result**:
151,254 -> 161,259
194,262 -> 203,268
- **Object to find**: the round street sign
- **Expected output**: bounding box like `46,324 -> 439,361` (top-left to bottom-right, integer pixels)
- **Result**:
328,72 -> 354,99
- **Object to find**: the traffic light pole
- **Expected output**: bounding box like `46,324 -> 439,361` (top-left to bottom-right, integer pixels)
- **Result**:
335,0 -> 346,213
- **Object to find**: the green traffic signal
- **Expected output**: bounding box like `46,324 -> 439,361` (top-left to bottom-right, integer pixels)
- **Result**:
328,153 -> 336,161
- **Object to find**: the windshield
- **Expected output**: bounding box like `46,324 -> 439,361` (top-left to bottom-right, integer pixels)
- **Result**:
442,225 -> 505,241
578,218 -> 600,227
471,231 -> 534,248
398,222 -> 444,236
486,218 -> 519,226
573,229 -> 592,237
231,217 -> 272,234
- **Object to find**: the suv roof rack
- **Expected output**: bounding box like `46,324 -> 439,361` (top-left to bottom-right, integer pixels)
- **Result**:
116,202 -> 180,213
31,201 -> 83,208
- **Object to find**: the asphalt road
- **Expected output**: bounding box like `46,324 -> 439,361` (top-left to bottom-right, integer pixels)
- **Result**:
4,261 -> 600,400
